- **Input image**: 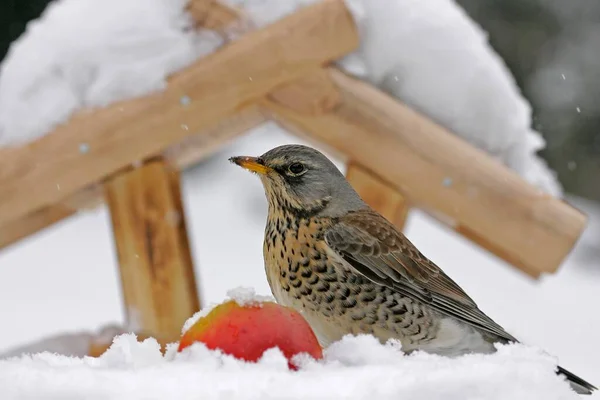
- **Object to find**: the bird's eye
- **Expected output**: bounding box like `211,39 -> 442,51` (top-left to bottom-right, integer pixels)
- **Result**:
288,162 -> 306,175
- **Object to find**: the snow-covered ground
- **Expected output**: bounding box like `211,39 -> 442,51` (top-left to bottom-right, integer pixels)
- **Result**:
0,125 -> 599,399
0,333 -> 585,400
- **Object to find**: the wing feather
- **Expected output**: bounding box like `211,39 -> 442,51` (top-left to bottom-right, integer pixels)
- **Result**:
324,209 -> 517,343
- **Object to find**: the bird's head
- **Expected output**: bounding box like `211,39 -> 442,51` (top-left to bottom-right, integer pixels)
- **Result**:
230,144 -> 366,218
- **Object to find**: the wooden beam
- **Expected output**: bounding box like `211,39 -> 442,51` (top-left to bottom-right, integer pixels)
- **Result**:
104,159 -> 200,341
346,162 -> 410,231
0,203 -> 73,250
263,69 -> 587,277
0,185 -> 103,250
0,106 -> 266,251
0,0 -> 358,232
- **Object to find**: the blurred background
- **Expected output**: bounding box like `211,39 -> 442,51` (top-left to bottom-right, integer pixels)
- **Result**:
457,0 -> 600,203
2,0 -> 599,202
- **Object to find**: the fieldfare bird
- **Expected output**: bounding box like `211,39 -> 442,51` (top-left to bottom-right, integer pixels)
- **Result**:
230,144 -> 596,395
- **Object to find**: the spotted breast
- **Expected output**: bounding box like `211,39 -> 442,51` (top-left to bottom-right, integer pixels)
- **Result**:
262,209 -> 491,356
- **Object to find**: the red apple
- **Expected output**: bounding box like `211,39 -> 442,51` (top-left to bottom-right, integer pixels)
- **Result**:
178,300 -> 322,369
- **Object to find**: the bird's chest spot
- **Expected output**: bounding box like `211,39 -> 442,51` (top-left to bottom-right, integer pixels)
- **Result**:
263,214 -> 336,308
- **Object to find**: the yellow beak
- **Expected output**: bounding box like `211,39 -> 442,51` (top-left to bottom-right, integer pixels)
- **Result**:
229,156 -> 272,175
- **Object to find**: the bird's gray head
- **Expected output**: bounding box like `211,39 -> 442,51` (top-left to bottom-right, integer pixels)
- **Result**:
230,144 -> 366,218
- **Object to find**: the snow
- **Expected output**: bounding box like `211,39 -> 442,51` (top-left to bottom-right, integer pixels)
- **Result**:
0,333 -> 583,400
0,0 -> 223,147
226,286 -> 276,306
0,0 -> 560,195
0,126 -> 598,398
181,287 -> 275,334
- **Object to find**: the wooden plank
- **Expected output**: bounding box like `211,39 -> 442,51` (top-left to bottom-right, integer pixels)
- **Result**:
346,162 -> 410,231
0,0 -> 359,231
0,203 -> 73,250
455,224 -> 543,278
0,185 -> 103,250
0,106 -> 266,251
263,69 -> 587,277
104,159 -> 200,341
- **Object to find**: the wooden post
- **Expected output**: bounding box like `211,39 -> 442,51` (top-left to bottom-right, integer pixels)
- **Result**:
346,162 -> 410,231
104,158 -> 200,341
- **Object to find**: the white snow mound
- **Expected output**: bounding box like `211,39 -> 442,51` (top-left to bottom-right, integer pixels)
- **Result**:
226,286 -> 276,306
0,333 -> 579,400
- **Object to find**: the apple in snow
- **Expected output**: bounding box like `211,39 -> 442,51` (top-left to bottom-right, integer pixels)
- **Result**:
178,299 -> 323,368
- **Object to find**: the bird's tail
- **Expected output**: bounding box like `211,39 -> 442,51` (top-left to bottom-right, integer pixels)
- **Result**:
557,365 -> 597,395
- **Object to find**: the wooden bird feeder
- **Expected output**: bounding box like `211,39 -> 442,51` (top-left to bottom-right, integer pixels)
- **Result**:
0,0 -> 587,344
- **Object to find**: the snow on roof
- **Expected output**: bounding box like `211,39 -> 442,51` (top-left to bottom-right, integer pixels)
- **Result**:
0,0 -> 222,147
0,0 -> 560,195
0,333 -> 580,400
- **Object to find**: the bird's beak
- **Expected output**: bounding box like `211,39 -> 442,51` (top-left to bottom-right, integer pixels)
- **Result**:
229,156 -> 272,175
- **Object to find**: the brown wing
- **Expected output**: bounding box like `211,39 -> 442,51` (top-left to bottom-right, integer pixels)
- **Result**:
324,208 -> 517,342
